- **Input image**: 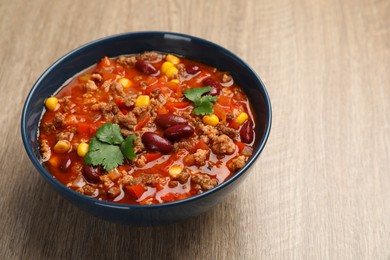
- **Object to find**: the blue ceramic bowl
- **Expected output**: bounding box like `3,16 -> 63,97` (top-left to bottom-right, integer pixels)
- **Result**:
21,32 -> 271,226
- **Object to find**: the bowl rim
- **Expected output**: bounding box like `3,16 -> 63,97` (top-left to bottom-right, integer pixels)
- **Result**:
21,31 -> 272,209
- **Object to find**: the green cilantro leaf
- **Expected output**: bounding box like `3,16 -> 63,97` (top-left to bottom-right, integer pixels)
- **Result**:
96,122 -> 124,145
84,123 -> 137,172
120,135 -> 137,160
184,86 -> 217,115
84,137 -> 124,171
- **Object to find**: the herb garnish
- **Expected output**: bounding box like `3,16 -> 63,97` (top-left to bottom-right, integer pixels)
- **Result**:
184,86 -> 217,115
84,123 -> 136,171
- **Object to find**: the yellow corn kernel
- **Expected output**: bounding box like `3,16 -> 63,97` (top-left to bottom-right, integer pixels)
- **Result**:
77,142 -> 89,157
165,66 -> 179,79
118,77 -> 132,88
203,114 -> 219,126
135,95 -> 150,107
166,54 -> 180,65
169,165 -> 183,178
45,97 -> 58,111
170,79 -> 180,83
53,140 -> 71,153
161,61 -> 174,74
236,112 -> 249,125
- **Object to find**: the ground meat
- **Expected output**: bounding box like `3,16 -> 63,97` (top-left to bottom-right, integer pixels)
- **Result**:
119,174 -> 142,186
175,111 -> 197,125
83,185 -> 97,196
228,155 -> 247,172
39,140 -> 51,161
91,73 -> 103,82
91,102 -> 112,113
101,80 -> 112,92
40,122 -> 56,135
179,169 -> 191,184
100,174 -> 114,188
116,55 -> 137,67
170,168 -> 190,184
173,138 -> 196,152
169,180 -> 178,188
121,128 -> 134,137
191,173 -> 218,191
59,96 -> 73,113
133,136 -> 145,154
54,113 -> 66,129
91,102 -> 113,120
107,186 -> 121,198
142,174 -> 161,186
115,112 -> 137,130
123,96 -> 136,107
211,134 -> 235,155
196,124 -> 219,143
193,149 -> 209,166
217,123 -> 239,141
133,106 -> 148,116
137,51 -> 163,62
150,88 -> 161,98
85,80 -> 98,92
135,155 -> 147,167
111,82 -> 125,96
222,73 -> 232,83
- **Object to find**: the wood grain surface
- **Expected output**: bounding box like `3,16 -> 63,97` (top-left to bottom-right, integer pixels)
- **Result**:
1,0 -> 390,259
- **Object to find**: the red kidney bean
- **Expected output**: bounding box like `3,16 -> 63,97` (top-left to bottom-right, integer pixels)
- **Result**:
142,132 -> 173,153
59,155 -> 71,172
135,60 -> 158,75
240,120 -> 254,144
155,114 -> 188,129
202,77 -> 220,88
202,77 -> 221,96
83,165 -> 102,182
186,65 -> 200,74
164,124 -> 194,140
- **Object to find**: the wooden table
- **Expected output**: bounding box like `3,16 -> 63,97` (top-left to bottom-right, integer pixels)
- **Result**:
1,0 -> 389,259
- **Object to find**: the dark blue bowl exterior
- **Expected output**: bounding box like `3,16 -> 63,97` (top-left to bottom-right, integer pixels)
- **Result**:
21,32 -> 272,226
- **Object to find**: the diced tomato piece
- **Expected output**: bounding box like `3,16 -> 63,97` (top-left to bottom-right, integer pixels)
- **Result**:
160,192 -> 176,202
183,154 -> 195,166
77,123 -> 92,135
228,120 -> 240,130
135,116 -> 150,131
101,70 -> 117,81
166,81 -> 183,97
213,103 -> 228,121
115,97 -> 124,107
195,140 -> 209,151
145,82 -> 164,94
146,76 -> 158,85
120,108 -> 129,115
126,184 -> 145,199
165,101 -> 190,112
217,95 -> 232,107
144,152 -> 162,163
157,106 -> 169,114
235,142 -> 247,153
